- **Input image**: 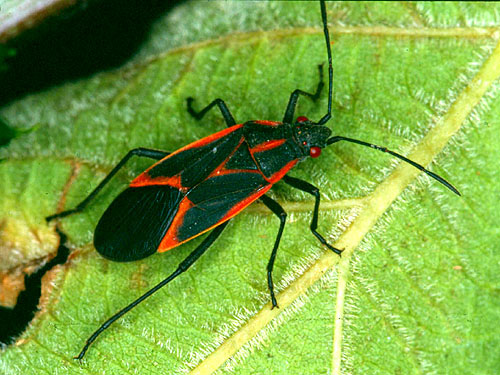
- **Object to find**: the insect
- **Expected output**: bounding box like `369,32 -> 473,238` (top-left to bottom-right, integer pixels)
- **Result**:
46,0 -> 460,360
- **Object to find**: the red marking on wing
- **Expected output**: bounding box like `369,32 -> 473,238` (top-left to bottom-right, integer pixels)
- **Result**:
131,174 -> 184,190
268,160 -> 298,184
253,120 -> 282,127
167,124 -> 244,156
130,124 -> 245,188
251,138 -> 287,154
158,197 -> 194,252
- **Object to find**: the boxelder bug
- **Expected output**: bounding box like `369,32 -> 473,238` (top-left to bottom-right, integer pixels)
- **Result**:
46,0 -> 460,360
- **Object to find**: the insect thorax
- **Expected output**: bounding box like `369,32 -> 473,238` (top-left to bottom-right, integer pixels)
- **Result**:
242,121 -> 306,180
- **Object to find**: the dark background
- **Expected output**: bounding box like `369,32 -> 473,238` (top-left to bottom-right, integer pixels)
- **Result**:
0,0 -> 183,107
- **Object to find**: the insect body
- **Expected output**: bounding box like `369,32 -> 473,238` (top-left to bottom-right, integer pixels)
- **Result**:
46,0 -> 459,360
95,119 -> 331,263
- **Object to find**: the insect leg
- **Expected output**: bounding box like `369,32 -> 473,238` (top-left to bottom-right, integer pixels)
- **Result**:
75,221 -> 229,360
259,194 -> 287,309
282,175 -> 342,255
282,64 -> 324,124
46,148 -> 170,221
186,97 -> 236,127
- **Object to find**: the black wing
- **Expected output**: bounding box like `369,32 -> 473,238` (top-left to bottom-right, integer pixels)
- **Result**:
94,185 -> 183,261
173,172 -> 270,243
145,126 -> 244,189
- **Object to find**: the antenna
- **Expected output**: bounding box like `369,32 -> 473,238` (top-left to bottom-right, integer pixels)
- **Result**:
317,0 -> 333,126
327,136 -> 461,195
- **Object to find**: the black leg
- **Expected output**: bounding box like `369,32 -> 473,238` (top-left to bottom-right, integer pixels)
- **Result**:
282,175 -> 342,255
259,194 -> 287,309
46,148 -> 170,222
282,64 -> 324,124
75,221 -> 229,360
186,97 -> 236,127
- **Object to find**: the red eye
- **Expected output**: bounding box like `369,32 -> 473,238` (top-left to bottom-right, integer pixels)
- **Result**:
296,116 -> 308,123
309,146 -> 321,158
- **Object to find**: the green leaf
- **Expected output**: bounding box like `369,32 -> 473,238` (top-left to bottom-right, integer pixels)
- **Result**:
1,1 -> 499,374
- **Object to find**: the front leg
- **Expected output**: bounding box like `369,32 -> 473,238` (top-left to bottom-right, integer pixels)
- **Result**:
186,98 -> 236,127
282,175 -> 342,255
